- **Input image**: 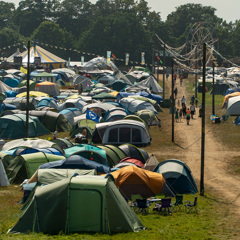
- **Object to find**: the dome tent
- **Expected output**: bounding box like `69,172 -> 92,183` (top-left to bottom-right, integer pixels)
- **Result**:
8,175 -> 144,234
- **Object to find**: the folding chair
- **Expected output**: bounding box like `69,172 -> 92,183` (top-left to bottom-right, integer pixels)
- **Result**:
153,198 -> 172,215
172,195 -> 184,212
185,196 -> 198,213
129,194 -> 142,212
135,199 -> 150,215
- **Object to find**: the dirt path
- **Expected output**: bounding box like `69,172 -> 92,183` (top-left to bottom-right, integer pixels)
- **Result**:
163,75 -> 240,218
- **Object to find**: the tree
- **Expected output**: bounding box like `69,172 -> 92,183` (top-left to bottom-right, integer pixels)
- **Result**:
0,1 -> 15,28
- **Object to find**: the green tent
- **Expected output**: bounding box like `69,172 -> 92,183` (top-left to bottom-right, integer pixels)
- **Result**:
135,110 -> 158,126
8,176 -> 144,234
18,80 -> 36,91
0,114 -> 50,139
6,152 -> 65,183
98,145 -> 127,167
92,92 -> 116,100
32,168 -> 97,185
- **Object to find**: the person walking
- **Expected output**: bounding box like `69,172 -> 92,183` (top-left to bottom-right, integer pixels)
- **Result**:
190,103 -> 195,119
174,87 -> 178,99
175,109 -> 179,122
191,95 -> 195,105
180,75 -> 184,86
182,103 -> 187,118
181,96 -> 186,107
186,108 -> 191,125
166,73 -> 169,80
195,98 -> 198,108
179,108 -> 183,122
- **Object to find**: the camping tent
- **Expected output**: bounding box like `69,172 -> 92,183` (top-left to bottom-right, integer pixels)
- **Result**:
138,75 -> 163,94
103,107 -> 127,122
0,114 -> 50,139
110,166 -> 166,199
8,175 -> 144,234
58,99 -> 87,111
59,108 -> 82,125
35,81 -> 60,97
6,152 -> 65,183
0,159 -> 10,186
227,96 -> 240,115
64,144 -> 108,166
135,109 -> 158,126
0,80 -> 12,93
154,159 -> 198,194
39,155 -> 111,174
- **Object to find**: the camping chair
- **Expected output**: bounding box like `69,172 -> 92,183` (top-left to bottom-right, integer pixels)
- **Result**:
135,199 -> 150,215
185,197 -> 198,213
172,195 -> 184,212
153,198 -> 172,215
129,194 -> 142,211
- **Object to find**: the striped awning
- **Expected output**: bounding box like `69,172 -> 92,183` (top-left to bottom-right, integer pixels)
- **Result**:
7,45 -> 66,64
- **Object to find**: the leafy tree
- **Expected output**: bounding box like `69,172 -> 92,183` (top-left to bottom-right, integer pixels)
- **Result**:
0,1 -> 15,28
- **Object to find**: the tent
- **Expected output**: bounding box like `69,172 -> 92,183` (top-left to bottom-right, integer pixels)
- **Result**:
35,81 -> 60,97
118,144 -> 149,163
120,97 -> 157,114
0,114 -> 50,139
103,107 -> 127,122
37,97 -> 58,109
115,157 -> 144,168
110,166 -> 166,199
92,92 -> 117,100
0,80 -> 12,93
18,80 -> 36,91
227,96 -> 240,115
0,159 -> 10,186
32,72 -> 57,83
64,144 -> 108,166
16,91 -> 49,98
14,110 -> 72,132
39,155 -> 111,174
58,99 -> 87,111
142,154 -> 159,171
59,108 -> 82,125
98,145 -> 127,167
7,44 -> 66,68
153,159 -> 198,194
29,168 -> 97,185
13,147 -> 63,157
138,75 -> 163,94
6,152 -> 65,183
135,109 -> 158,126
222,92 -> 240,108
8,175 -> 144,234
99,120 -> 151,146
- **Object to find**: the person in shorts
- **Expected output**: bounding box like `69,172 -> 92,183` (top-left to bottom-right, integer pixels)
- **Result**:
186,108 -> 191,125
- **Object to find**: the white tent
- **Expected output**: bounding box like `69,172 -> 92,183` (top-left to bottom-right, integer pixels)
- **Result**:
0,80 -> 12,94
227,96 -> 240,115
0,160 -> 10,187
138,75 -> 163,94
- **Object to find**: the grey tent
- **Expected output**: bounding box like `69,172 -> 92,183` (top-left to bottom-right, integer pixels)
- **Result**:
0,159 -> 10,186
227,96 -> 240,116
138,75 -> 163,94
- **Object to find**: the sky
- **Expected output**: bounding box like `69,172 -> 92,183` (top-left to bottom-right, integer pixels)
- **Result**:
4,0 -> 240,23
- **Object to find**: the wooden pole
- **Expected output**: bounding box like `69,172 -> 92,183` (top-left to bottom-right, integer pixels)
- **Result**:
212,62 -> 215,115
163,43 -> 166,99
157,46 -> 159,82
171,58 -> 174,142
195,47 -> 198,99
26,40 -> 30,138
200,43 -> 206,196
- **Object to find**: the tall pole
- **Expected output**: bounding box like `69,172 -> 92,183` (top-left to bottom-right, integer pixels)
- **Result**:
212,62 -> 215,115
25,40 -> 30,138
171,58 -> 174,143
163,43 -> 166,99
200,43 -> 206,196
195,47 -> 198,99
157,46 -> 159,82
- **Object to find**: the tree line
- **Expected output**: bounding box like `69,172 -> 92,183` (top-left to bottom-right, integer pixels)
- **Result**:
0,0 -> 239,65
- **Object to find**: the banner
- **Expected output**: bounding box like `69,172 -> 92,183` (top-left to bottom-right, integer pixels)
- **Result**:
81,56 -> 84,65
141,52 -> 145,65
107,51 -> 111,65
125,53 -> 129,66
20,67 -> 27,74
86,110 -> 100,123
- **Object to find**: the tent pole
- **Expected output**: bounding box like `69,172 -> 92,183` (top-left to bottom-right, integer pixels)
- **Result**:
26,40 -> 30,138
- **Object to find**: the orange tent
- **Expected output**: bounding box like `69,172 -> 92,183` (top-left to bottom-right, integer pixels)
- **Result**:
35,81 -> 60,97
110,165 -> 165,199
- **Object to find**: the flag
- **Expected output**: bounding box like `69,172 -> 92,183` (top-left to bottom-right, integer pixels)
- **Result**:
157,56 -> 163,64
112,53 -> 116,59
125,53 -> 129,66
86,110 -> 100,123
141,52 -> 145,65
20,67 -> 27,74
107,51 -> 111,65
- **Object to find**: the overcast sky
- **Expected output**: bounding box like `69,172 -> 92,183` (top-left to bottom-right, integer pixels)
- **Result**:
5,0 -> 240,23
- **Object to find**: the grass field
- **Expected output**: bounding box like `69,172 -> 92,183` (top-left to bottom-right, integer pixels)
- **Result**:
0,74 -> 240,239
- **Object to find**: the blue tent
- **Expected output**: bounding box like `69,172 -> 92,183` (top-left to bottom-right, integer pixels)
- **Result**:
12,147 -> 63,157
154,159 -> 198,194
64,144 -> 108,166
4,78 -> 20,88
39,155 -> 110,174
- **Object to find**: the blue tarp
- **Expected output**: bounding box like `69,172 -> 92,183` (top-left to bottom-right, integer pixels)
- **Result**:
39,154 -> 111,174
